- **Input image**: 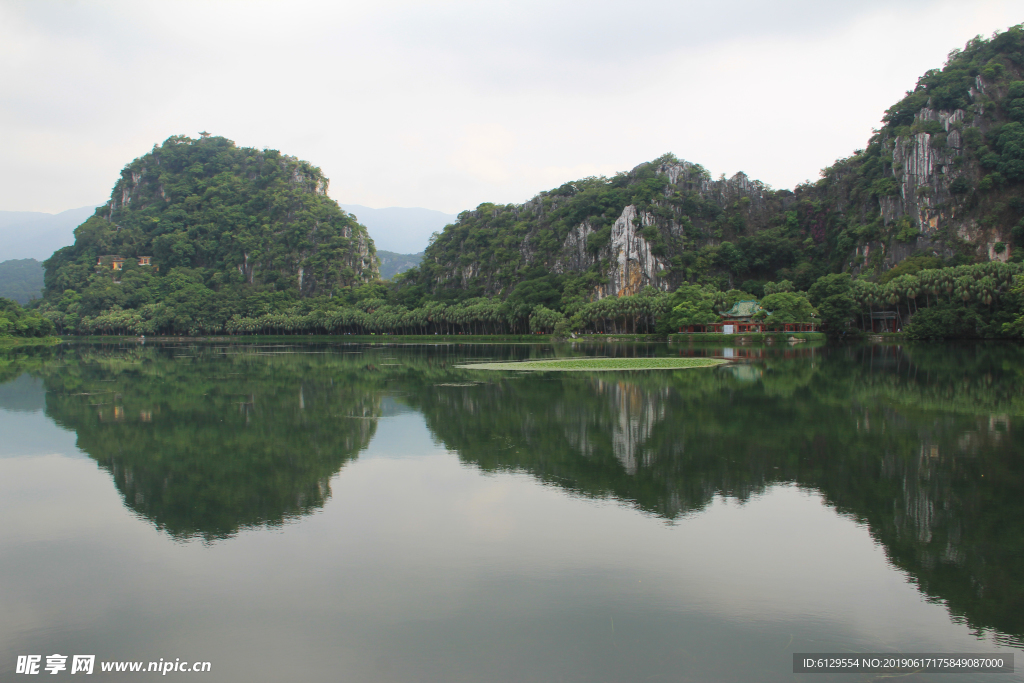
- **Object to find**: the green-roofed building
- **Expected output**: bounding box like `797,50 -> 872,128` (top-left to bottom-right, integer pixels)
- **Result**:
719,300 -> 764,322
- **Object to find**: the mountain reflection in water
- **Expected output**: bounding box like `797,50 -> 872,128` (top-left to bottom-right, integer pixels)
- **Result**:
2,340 -> 1022,649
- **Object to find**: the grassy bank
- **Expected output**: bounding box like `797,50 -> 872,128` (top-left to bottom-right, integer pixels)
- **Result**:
0,336 -> 62,347
67,333 -> 554,344
458,357 -> 729,371
63,331 -> 832,346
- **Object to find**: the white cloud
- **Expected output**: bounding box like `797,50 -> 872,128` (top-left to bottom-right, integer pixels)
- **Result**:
0,0 -> 1020,214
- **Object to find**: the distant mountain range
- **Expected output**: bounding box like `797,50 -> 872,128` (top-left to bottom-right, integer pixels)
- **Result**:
0,258 -> 44,304
0,206 -> 99,261
340,205 -> 457,254
377,251 -> 423,280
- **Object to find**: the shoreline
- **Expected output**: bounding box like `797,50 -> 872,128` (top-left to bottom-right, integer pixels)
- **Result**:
0,336 -> 62,347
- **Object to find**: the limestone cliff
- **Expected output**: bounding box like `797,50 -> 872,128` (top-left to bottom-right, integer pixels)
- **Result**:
810,27 -> 1024,275
412,155 -> 789,299
820,78 -> 1020,273
406,26 -> 1024,299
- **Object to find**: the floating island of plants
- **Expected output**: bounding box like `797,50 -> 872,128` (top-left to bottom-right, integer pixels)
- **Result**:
456,357 -> 729,372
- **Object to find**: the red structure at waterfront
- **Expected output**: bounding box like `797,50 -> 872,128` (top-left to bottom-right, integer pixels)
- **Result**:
677,300 -> 819,334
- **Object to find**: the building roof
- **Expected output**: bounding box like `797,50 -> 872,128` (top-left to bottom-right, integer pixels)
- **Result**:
720,300 -> 763,319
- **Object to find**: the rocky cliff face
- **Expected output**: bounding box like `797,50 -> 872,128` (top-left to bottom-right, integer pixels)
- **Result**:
554,205 -> 667,296
815,28 -> 1024,275
419,156 -> 785,299
551,166 -> 780,296
413,27 -> 1024,299
838,82 -> 1016,272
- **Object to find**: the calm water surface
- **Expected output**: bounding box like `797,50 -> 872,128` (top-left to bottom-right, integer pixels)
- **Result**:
1,341 -> 1022,682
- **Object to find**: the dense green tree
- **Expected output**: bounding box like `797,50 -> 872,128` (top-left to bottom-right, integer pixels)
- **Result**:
529,305 -> 566,334
43,135 -> 377,309
907,304 -> 983,339
994,122 -> 1024,181
0,298 -> 55,337
809,274 -> 858,334
757,292 -> 816,325
665,284 -> 717,329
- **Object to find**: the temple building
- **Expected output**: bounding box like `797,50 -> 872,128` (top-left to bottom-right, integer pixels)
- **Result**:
95,255 -> 153,270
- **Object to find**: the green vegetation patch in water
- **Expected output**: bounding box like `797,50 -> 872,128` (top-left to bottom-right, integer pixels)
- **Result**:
458,357 -> 728,372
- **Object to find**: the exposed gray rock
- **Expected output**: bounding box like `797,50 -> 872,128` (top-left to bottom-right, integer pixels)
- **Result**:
604,205 -> 667,297
555,206 -> 668,297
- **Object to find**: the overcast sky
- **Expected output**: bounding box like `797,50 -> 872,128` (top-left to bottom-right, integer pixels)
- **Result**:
1,0 -> 1020,215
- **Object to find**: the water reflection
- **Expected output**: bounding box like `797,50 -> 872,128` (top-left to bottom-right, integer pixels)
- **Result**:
15,343 -> 536,539
411,343 -> 1024,648
3,340 -> 1023,648
30,345 -> 391,540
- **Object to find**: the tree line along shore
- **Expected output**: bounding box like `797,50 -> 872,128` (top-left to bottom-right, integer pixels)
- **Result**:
4,259 -> 1021,341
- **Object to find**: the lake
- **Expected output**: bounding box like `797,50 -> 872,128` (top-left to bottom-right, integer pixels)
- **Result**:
1,340 -> 1021,682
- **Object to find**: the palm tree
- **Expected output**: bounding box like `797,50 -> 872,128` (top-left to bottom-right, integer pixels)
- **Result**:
977,276 -> 996,308
954,275 -> 974,305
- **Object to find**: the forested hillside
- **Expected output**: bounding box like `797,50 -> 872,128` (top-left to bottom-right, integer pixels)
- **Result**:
0,297 -> 54,338
808,26 -> 1024,274
40,135 -> 378,335
377,251 -> 423,280
29,26 -> 1024,339
0,259 -> 43,304
397,26 -> 1024,305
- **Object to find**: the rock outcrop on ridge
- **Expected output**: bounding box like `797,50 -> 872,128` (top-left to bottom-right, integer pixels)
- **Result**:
404,26 -> 1024,299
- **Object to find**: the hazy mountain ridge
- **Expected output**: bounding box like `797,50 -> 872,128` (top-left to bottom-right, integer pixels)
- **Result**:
0,206 -> 99,261
340,204 -> 457,253
377,251 -> 424,280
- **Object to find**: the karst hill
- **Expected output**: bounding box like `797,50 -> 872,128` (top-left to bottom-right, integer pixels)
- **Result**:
401,25 -> 1024,301
44,135 -> 377,299
30,25 -> 1024,338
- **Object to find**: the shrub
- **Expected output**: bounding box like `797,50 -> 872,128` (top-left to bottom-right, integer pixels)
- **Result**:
895,219 -> 922,243
948,176 -> 971,194
906,304 -> 982,339
586,226 -> 612,254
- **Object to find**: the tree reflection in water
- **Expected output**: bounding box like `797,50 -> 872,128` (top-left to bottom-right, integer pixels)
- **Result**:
3,340 -> 1021,646
409,342 -> 1024,648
